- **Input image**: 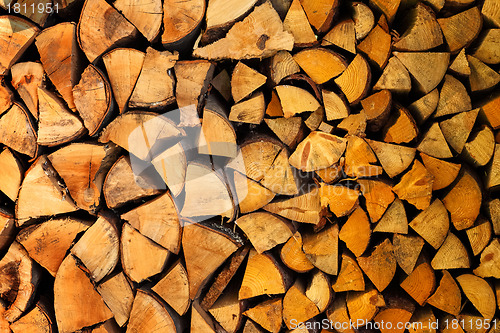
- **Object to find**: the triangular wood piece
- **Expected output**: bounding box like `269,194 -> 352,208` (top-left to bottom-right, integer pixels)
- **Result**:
211,69 -> 231,101
319,184 -> 359,218
99,110 -> 184,160
37,87 -> 86,147
183,222 -> 241,299
268,51 -> 301,85
300,0 -> 338,33
417,122 -> 453,158
340,207 -> 371,257
357,23 -> 392,70
438,7 -> 482,53
54,255 -> 113,333
322,19 -> 356,53
114,0 -> 162,41
276,85 -> 320,118
382,105 -> 418,144
17,217 -> 91,276
449,48 -> 470,76
208,283 -> 245,333
409,199 -> 449,249
265,117 -> 304,148
431,232 -> 470,269
0,103 -> 37,158
344,135 -> 383,178
365,139 -> 416,178
361,90 -> 392,132
420,153 -> 461,190
293,48 -> 347,84
103,155 -> 162,209
303,224 -> 339,275
283,279 -> 320,329
394,52 -> 450,94
283,0 -> 317,47
71,214 -> 120,282
373,56 -> 411,94
129,47 -> 178,109
456,274 -> 496,320
442,169 -> 482,230
16,156 -> 78,224
393,160 -> 434,210
407,88 -> 439,125
231,62 -> 267,103
264,188 -> 322,224
351,2 -> 375,40
0,148 -> 23,202
393,233 -> 424,275
102,48 -> 145,113
434,75 -> 471,118
357,239 -> 396,292
152,260 -> 190,316
243,298 -> 282,333
239,249 -> 291,299
127,289 -> 181,332
289,131 -> 346,171
121,223 -> 170,283
426,270 -> 461,316
122,192 -> 181,253
236,212 -> 294,253
73,64 -> 113,136
369,0 -> 400,23
467,55 -> 500,92
96,272 -> 135,326
181,162 -> 235,220
233,171 -> 275,214
393,3 -> 443,51
374,198 -> 408,234
200,96 -> 237,157
439,108 -> 479,153
334,54 -> 371,104
323,90 -> 349,121
175,60 -> 215,117
48,143 -> 119,212
10,62 -> 44,119
0,16 -> 39,75
332,252 -> 365,292
400,261 -> 435,305
280,231 -> 314,273
35,22 -> 81,111
230,92 -> 266,124
78,0 -> 138,62
357,179 -> 394,222
193,2 -> 294,60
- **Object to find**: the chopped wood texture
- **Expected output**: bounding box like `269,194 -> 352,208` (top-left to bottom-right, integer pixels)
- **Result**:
0,0 -> 498,331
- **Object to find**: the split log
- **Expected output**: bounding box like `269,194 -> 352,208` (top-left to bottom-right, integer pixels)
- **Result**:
37,87 -> 86,146
283,0 -> 317,47
193,2 -> 294,60
128,47 -> 178,109
438,7 -> 482,53
183,222 -> 242,299
163,0 -> 205,48
322,18 -> 356,54
121,222 -> 169,283
121,192 -> 181,253
127,289 -> 182,332
244,298 -> 282,333
332,252 -> 365,292
0,16 -> 39,75
0,103 -> 38,158
102,48 -> 145,114
96,272 -> 134,327
54,255 -> 112,333
0,241 -> 40,322
17,217 -> 91,276
10,61 -> 43,119
35,22 -> 82,111
293,48 -> 347,84
0,148 -> 23,202
357,239 -> 396,292
239,248 -> 292,300
77,0 -> 138,62
283,278 -> 320,329
16,156 -> 78,224
426,270 -> 461,316
334,54 -> 371,104
280,232 -> 314,273
72,214 -> 120,282
302,224 -> 339,275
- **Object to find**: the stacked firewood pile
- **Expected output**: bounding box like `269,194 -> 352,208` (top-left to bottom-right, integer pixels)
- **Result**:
0,0 -> 498,331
